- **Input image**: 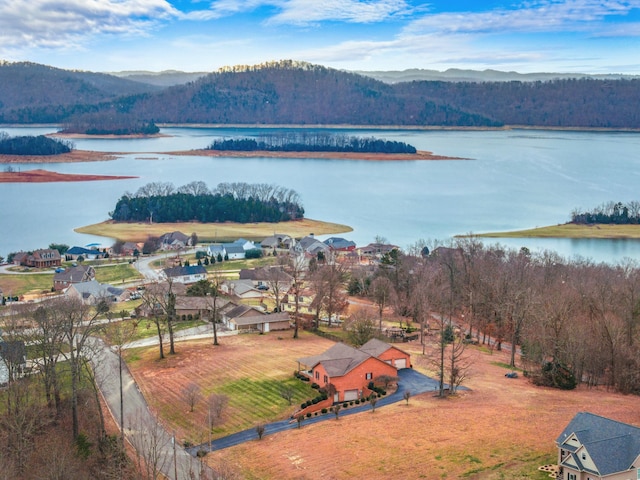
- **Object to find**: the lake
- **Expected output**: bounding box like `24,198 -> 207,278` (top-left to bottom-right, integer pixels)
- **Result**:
2,126 -> 640,264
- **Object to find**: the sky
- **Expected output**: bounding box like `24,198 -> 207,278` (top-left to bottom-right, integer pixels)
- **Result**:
1,0 -> 640,74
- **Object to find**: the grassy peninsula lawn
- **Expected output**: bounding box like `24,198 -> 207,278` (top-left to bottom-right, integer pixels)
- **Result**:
471,223 -> 640,239
75,218 -> 352,243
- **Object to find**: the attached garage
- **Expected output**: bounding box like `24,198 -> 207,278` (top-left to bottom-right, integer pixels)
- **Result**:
343,389 -> 359,402
395,358 -> 407,369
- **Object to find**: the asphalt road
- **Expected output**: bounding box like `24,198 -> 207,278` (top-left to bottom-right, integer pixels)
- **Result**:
186,368 -> 462,455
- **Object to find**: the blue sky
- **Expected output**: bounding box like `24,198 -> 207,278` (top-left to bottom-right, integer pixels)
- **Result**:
2,0 -> 640,73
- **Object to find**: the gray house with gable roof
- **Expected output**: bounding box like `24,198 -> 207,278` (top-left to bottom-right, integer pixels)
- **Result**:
556,412 -> 640,480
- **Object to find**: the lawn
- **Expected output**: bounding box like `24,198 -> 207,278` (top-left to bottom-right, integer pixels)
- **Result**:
0,262 -> 142,298
93,262 -> 143,284
75,218 -> 352,243
125,330 -> 640,479
470,222 -> 640,239
0,273 -> 53,297
124,331 -> 329,445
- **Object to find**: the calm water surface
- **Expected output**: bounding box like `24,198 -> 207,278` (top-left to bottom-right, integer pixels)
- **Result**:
2,126 -> 640,263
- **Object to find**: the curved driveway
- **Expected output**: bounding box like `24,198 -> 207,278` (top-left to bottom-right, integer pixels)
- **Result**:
187,368 -> 463,455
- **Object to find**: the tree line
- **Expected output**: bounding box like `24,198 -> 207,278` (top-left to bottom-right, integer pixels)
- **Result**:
110,181 -> 304,223
345,238 -> 640,395
208,133 -> 417,153
571,201 -> 640,224
0,132 -> 73,155
0,299 -> 137,479
60,113 -> 159,135
4,60 -> 640,128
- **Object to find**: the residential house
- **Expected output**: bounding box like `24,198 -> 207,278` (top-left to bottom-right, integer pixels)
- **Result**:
261,234 -> 295,251
13,249 -> 62,268
294,235 -> 331,258
162,265 -> 207,284
174,296 -> 230,321
121,242 -> 141,256
206,244 -> 226,259
324,237 -> 357,252
220,280 -> 265,301
65,246 -> 106,261
556,412 -> 640,480
281,285 -> 317,317
221,303 -> 290,332
297,339 -> 408,403
206,239 -> 259,261
239,266 -> 293,291
358,243 -> 399,259
65,280 -> 127,305
0,340 -> 27,385
223,244 -> 246,260
159,231 -> 191,250
359,338 -> 412,369
53,265 -> 96,291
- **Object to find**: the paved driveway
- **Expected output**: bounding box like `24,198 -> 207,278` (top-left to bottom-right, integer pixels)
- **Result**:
187,368 -> 465,455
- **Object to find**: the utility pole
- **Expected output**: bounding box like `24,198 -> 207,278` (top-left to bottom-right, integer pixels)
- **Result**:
173,431 -> 178,480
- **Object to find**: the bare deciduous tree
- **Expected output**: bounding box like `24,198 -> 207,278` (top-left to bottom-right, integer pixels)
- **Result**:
182,382 -> 202,413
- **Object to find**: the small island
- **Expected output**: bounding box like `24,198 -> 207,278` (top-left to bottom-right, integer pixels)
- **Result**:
208,133 -> 418,154
58,113 -> 160,136
77,180 -> 352,242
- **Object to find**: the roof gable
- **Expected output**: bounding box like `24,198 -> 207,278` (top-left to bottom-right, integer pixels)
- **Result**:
557,412 -> 640,476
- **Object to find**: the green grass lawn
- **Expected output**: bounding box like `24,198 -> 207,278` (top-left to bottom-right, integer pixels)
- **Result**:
0,262 -> 143,298
0,273 -> 53,297
94,263 -> 143,284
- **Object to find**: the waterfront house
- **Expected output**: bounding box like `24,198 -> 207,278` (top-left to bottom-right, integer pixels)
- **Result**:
556,412 -> 640,480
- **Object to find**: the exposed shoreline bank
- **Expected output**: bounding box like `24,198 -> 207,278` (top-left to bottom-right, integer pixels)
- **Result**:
0,169 -> 137,183
466,223 -> 640,239
75,218 -> 353,243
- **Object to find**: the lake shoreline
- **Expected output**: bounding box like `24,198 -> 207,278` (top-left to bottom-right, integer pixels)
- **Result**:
467,223 -> 640,239
75,218 -> 353,243
0,169 -> 137,183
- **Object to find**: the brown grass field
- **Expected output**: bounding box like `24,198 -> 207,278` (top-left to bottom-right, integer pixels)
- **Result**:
125,329 -> 640,480
75,218 -> 353,243
472,222 -> 640,239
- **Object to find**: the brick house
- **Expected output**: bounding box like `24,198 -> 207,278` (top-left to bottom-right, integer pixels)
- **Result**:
13,249 -> 61,268
297,339 -> 411,403
556,412 -> 640,480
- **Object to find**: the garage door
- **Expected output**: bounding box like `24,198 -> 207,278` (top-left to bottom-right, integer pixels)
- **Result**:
344,390 -> 359,401
395,358 -> 407,369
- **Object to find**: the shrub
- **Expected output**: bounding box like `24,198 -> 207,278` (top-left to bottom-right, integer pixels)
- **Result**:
321,408 -> 328,414
306,412 -> 312,418
349,401 -> 354,406
311,383 -> 319,389
343,403 -> 348,408
355,399 -> 360,405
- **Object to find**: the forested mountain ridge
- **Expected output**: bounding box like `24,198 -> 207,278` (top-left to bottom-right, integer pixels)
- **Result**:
1,60 -> 640,128
0,61 -> 161,123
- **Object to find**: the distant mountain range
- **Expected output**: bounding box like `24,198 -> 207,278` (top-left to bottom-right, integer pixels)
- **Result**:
1,59 -> 639,128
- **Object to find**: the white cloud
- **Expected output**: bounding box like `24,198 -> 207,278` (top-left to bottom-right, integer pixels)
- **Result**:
190,0 -> 412,24
404,0 -> 640,36
0,0 -> 178,50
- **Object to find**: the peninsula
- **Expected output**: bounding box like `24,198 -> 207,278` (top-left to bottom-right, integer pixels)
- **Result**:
472,223 -> 640,239
75,218 -> 353,243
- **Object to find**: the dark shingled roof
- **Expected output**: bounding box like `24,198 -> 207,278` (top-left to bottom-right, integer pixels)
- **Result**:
557,412 -> 640,476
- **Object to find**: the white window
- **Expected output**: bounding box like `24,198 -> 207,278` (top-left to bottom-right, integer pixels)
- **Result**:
366,372 -> 373,380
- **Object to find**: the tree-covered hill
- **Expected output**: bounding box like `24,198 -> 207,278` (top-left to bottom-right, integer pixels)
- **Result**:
0,61 -> 161,123
2,60 -> 640,128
